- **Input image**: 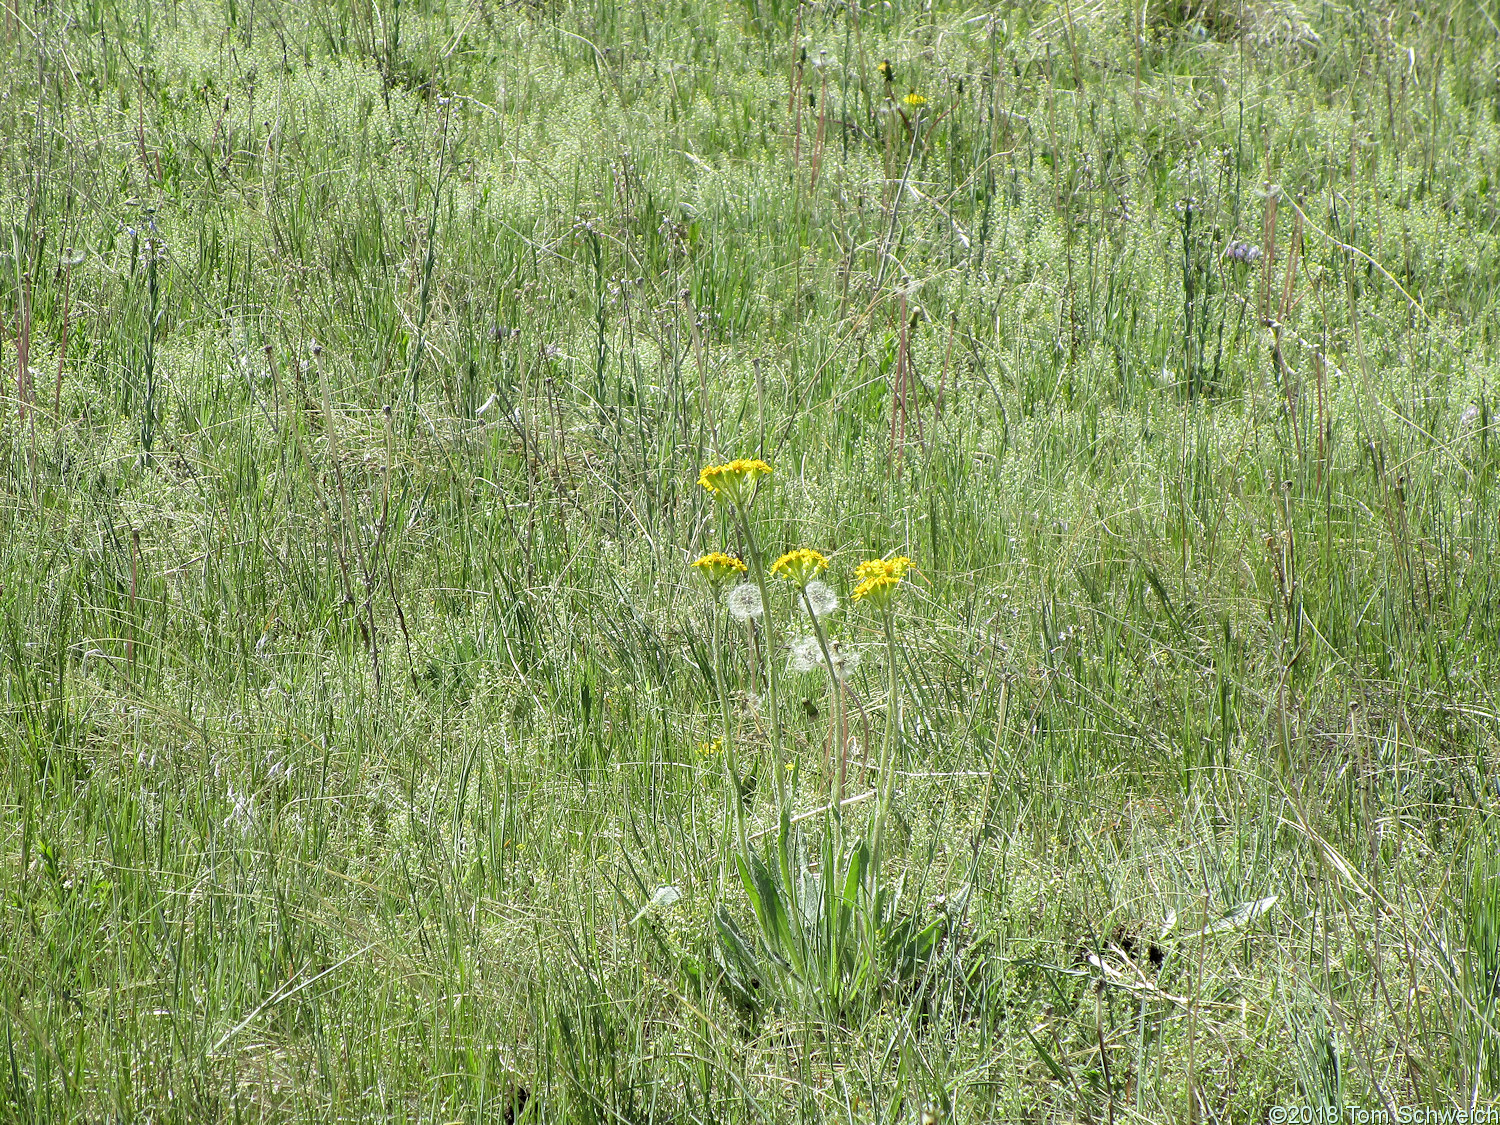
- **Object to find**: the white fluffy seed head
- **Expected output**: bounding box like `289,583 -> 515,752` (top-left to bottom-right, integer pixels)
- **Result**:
788,636 -> 822,674
829,644 -> 861,681
787,637 -> 861,680
727,583 -> 764,621
803,580 -> 839,618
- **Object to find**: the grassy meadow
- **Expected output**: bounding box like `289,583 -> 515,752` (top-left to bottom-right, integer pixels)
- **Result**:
2,0 -> 1500,1119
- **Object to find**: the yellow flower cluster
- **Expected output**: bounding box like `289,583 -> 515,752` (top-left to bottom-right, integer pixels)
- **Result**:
697,459 -> 772,505
852,575 -> 899,604
770,548 -> 830,588
902,93 -> 927,108
852,556 -> 911,609
855,557 -> 911,581
691,552 -> 748,584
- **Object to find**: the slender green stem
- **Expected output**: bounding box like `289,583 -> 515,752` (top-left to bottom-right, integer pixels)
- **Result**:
800,587 -> 846,815
709,590 -> 748,862
733,502 -> 786,816
870,607 -> 900,869
731,503 -> 802,925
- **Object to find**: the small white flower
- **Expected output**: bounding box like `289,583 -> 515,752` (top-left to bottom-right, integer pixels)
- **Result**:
788,636 -> 822,674
802,580 -> 839,618
727,583 -> 764,621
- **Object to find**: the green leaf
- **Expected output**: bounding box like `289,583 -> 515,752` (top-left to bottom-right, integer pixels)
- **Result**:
1024,1025 -> 1072,1084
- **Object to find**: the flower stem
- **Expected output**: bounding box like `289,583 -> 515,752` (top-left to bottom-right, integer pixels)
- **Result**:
870,607 -> 900,869
709,592 -> 748,863
733,503 -> 787,817
800,587 -> 846,816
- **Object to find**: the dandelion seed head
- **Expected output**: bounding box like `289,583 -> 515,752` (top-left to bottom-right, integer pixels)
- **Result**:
788,636 -> 860,680
727,583 -> 764,621
829,643 -> 861,681
788,636 -> 822,674
803,580 -> 839,618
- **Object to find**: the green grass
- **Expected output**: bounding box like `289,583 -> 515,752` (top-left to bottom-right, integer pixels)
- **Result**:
2,0 -> 1499,1119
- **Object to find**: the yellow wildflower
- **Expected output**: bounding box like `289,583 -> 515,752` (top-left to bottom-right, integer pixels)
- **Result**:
697,738 -> 723,756
853,557 -> 909,610
903,92 -> 927,108
854,556 -> 911,581
691,552 -> 748,584
697,459 -> 772,506
770,548 -> 830,588
851,574 -> 901,609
